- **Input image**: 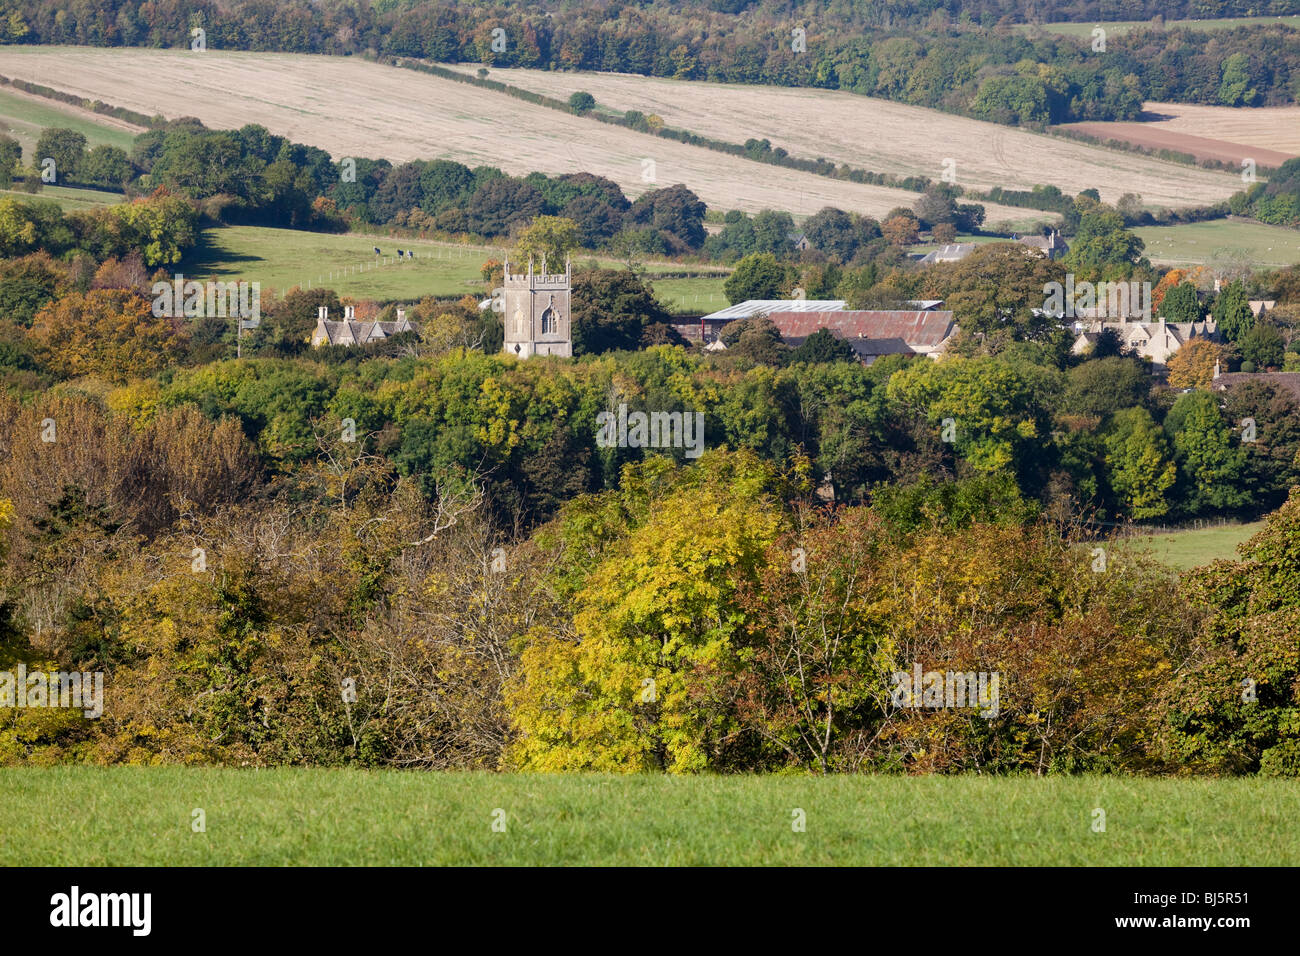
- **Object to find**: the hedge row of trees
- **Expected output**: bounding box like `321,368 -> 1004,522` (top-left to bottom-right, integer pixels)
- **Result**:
5,1 -> 1299,121
3,421 -> 1298,775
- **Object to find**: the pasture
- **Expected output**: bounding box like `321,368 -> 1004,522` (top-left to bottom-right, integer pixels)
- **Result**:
180,225 -> 729,312
2,767 -> 1296,866
1136,219 -> 1300,269
1115,521 -> 1264,572
0,183 -> 123,210
0,84 -> 142,156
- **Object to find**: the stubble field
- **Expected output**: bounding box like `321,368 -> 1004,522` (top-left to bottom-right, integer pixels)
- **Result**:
446,64 -> 1244,212
0,47 -> 1038,224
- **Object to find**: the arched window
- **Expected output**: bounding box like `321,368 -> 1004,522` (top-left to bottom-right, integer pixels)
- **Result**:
541,307 -> 556,335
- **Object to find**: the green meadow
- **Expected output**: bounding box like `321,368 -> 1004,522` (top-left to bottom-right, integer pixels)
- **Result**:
0,183 -> 124,210
1,768 -> 1296,866
180,224 -> 730,312
1137,219 -> 1300,270
1116,522 -> 1264,572
0,87 -> 140,156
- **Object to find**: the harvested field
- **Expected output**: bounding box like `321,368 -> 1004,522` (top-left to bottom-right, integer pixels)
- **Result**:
1060,102 -> 1300,168
0,47 -> 1038,225
448,64 -> 1244,211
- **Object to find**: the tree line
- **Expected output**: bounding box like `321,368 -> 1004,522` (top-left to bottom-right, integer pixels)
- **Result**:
3,1 -> 1299,125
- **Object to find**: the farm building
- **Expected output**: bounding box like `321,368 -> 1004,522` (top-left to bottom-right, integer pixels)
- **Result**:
766,309 -> 959,364
918,243 -> 978,264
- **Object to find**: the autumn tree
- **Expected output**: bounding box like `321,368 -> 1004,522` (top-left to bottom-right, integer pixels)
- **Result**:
1166,338 -> 1224,389
29,289 -> 189,383
514,215 -> 580,266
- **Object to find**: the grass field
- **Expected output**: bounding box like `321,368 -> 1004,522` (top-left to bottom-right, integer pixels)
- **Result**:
0,47 -> 1011,223
447,64 -> 1242,214
1027,16 -> 1300,37
1117,521 -> 1263,571
0,183 -> 123,210
2,767 -> 1296,865
0,85 -> 142,158
181,225 -> 729,311
1136,219 -> 1300,269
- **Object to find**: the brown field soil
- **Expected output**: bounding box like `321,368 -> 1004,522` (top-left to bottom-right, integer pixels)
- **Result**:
0,47 -> 1043,225
1059,102 -> 1300,169
448,64 -> 1244,212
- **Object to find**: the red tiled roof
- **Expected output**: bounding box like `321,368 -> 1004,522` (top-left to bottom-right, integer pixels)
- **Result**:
765,311 -> 957,348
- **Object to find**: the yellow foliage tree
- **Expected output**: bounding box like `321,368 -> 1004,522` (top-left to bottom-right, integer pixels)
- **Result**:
1166,338 -> 1225,390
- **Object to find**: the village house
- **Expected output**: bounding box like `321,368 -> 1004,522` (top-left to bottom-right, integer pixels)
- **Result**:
1070,316 -> 1218,370
1016,229 -> 1068,259
311,306 -> 417,347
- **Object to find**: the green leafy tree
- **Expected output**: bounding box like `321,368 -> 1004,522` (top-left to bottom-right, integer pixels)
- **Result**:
723,253 -> 792,303
1168,492 -> 1300,774
1239,322 -> 1285,370
1063,206 -> 1148,279
571,268 -> 670,354
34,128 -> 87,182
1166,391 -> 1251,516
508,451 -> 785,773
1213,280 -> 1255,343
567,91 -> 596,113
1064,357 -> 1150,419
514,215 -> 580,266
1158,282 -> 1203,323
0,132 -> 20,188
1218,53 -> 1259,107
789,328 -> 856,364
1103,407 -> 1176,519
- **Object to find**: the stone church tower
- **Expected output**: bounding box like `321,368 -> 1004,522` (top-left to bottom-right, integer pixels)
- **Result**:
501,256 -> 572,358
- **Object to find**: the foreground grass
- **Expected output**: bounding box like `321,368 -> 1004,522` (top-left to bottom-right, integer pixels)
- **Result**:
1,768 -> 1296,865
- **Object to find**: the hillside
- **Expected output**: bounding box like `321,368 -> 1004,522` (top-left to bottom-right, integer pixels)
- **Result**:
446,64 -> 1244,212
0,47 -> 1040,227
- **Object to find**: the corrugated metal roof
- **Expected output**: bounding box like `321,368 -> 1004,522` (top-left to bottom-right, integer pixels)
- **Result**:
701,299 -> 845,321
766,310 -> 957,348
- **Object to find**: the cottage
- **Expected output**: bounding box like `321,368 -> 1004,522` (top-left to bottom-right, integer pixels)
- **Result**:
311,306 -> 417,347
1017,229 -> 1068,260
1070,316 -> 1218,370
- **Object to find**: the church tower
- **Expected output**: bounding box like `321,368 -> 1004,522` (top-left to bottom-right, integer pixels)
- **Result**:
502,256 -> 572,358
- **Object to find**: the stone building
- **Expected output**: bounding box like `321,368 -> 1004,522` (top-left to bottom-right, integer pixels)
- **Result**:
502,257 -> 572,358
